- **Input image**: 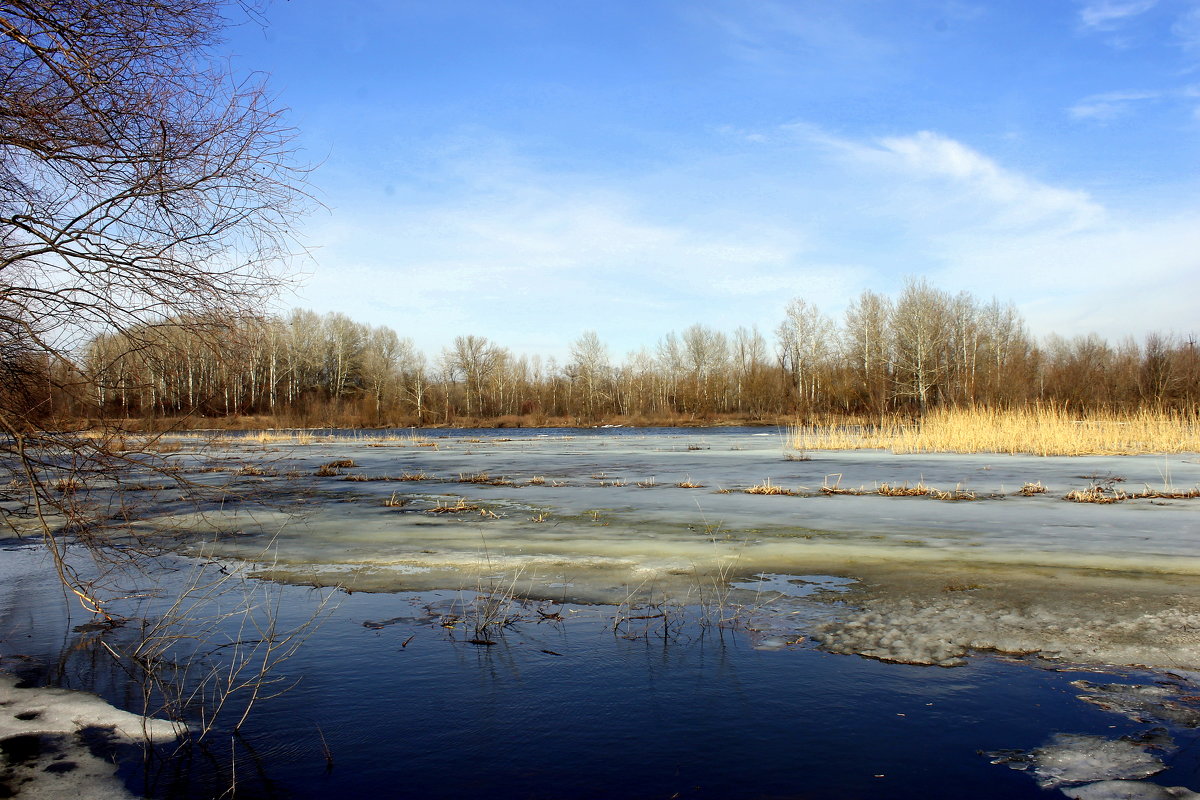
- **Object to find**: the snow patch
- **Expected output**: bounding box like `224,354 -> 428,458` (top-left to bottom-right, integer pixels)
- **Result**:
1,670 -> 183,799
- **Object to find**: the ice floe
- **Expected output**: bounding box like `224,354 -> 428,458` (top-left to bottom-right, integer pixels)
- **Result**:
990,732 -> 1170,789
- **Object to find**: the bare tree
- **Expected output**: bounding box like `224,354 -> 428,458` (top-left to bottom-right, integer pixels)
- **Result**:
568,330 -> 610,420
776,298 -> 834,411
842,290 -> 892,414
0,0 -> 308,612
890,278 -> 951,411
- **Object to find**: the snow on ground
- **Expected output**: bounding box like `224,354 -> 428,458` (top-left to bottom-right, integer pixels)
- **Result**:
0,670 -> 182,799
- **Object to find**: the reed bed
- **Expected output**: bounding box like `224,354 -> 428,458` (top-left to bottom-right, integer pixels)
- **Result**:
789,407 -> 1200,456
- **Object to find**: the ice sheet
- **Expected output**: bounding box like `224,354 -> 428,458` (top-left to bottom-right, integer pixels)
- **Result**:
114,431 -> 1200,668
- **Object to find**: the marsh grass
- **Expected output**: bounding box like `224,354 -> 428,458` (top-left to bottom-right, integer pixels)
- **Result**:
745,479 -> 795,496
675,476 -> 704,489
1063,479 -> 1200,503
235,465 -> 276,477
789,406 -> 1200,456
314,459 -> 353,477
1064,484 -> 1127,504
875,481 -> 932,497
426,499 -> 480,514
819,474 -> 865,495
1017,481 -> 1047,496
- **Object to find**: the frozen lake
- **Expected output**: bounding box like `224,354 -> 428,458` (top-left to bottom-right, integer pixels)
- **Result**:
3,427 -> 1200,798
160,427 -> 1200,668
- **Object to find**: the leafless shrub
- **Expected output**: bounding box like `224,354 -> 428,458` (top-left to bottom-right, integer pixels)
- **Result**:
123,558 -> 334,741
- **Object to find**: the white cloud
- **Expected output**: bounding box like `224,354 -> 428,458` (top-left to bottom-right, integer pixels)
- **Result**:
291,126 -> 1199,355
820,129 -> 1104,233
1078,0 -> 1158,30
1069,89 -> 1161,119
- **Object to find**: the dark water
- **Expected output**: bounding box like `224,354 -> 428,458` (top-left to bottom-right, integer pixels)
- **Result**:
4,548 -> 1200,800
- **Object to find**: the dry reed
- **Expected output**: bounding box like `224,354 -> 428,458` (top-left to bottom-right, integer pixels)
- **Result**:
789,406 -> 1200,456
426,499 -> 480,514
745,479 -> 795,496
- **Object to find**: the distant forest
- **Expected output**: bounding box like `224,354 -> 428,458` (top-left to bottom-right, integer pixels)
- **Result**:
28,278 -> 1200,427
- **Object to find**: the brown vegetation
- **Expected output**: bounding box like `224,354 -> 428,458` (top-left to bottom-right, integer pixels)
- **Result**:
39,277 -> 1197,431
790,406 -> 1200,456
745,480 -> 795,496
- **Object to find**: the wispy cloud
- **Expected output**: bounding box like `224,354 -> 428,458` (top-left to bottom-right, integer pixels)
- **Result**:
294,123 -> 1199,353
1069,89 -> 1161,119
699,0 -> 894,75
815,129 -> 1104,233
1078,0 -> 1159,30
1173,5 -> 1200,50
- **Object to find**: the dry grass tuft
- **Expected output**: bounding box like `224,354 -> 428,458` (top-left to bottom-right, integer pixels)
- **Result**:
745,479 -> 795,496
398,471 -> 429,481
875,481 -> 931,497
636,477 -> 657,488
426,499 -> 480,514
675,476 -> 704,489
819,474 -> 865,495
789,406 -> 1200,456
1017,481 -> 1047,496
527,475 -> 546,486
928,486 -> 977,501
236,465 -> 276,477
1064,485 -> 1127,504
383,492 -> 407,507
1133,487 -> 1200,499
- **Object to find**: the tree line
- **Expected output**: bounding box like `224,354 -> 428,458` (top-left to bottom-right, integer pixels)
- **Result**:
42,278 -> 1191,427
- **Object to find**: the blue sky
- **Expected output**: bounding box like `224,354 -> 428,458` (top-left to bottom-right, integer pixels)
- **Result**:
225,0 -> 1200,359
